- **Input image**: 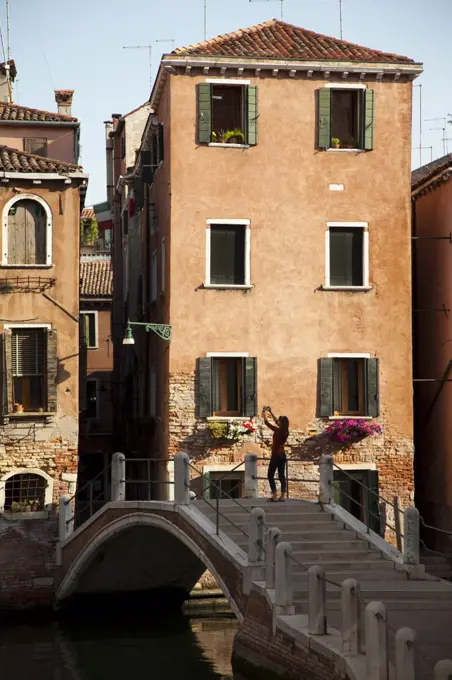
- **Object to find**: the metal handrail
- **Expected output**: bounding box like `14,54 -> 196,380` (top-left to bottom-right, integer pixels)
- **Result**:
64,461 -> 112,506
420,516 -> 452,538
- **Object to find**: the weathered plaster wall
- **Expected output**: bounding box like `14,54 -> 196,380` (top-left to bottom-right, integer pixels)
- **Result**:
413,179 -> 452,549
163,71 -> 414,509
0,124 -> 77,163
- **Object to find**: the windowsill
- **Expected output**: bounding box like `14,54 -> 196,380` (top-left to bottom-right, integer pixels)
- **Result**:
2,511 -> 49,520
321,285 -> 373,292
3,411 -> 55,420
207,143 -> 250,149
328,416 -> 373,421
86,346 -> 99,350
326,148 -> 367,153
0,264 -> 53,269
203,284 -> 253,290
207,416 -> 250,422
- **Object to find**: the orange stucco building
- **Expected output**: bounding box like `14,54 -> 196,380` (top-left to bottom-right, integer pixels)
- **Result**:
412,154 -> 452,552
112,21 -> 422,525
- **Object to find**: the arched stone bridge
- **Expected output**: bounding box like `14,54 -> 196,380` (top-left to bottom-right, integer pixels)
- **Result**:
56,453 -> 452,680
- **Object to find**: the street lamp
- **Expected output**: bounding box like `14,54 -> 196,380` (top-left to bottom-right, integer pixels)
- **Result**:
122,320 -> 172,345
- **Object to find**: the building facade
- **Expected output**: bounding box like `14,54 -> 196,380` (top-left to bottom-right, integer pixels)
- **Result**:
116,20 -> 422,529
412,154 -> 452,552
78,253 -> 113,514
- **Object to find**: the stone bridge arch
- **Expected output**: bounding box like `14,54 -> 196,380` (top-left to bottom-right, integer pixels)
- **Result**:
56,507 -> 246,619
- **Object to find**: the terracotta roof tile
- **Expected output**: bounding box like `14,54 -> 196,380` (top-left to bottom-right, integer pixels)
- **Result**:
173,19 -> 415,64
412,153 -> 452,191
0,102 -> 77,122
80,259 -> 112,297
0,145 -> 81,174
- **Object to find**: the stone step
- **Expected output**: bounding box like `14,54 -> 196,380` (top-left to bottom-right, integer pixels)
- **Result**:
292,569 -> 408,583
293,599 -> 452,612
212,517 -> 340,529
232,539 -> 379,552
290,560 -> 397,572
199,504 -> 323,515
294,581 -> 452,600
278,549 -> 382,562
223,528 -> 358,542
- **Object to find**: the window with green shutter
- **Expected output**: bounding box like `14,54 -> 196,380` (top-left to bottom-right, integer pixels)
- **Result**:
197,356 -> 257,417
318,88 -> 374,151
197,83 -> 258,146
318,357 -> 379,417
329,227 -> 364,287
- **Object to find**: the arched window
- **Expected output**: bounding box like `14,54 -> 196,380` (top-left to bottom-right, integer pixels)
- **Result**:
2,195 -> 52,266
4,473 -> 48,512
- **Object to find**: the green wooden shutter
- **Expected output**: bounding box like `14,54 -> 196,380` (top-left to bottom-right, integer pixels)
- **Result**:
3,330 -> 12,413
364,89 -> 375,151
198,357 -> 212,417
202,471 -> 211,500
247,85 -> 258,146
333,471 -> 352,513
319,358 -> 333,417
318,88 -> 331,149
244,357 -> 257,417
197,84 -> 212,144
365,358 -> 380,417
158,123 -> 164,162
46,329 -> 58,413
366,470 -> 380,534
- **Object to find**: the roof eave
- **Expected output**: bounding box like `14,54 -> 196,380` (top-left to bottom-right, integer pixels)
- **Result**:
0,171 -> 88,181
0,119 -> 79,127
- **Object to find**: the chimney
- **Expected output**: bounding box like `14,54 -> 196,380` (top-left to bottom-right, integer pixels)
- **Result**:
54,89 -> 74,117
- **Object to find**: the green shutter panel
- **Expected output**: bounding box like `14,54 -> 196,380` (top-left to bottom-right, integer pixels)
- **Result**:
364,89 -> 375,151
366,470 -> 380,534
198,357 -> 212,417
158,123 -> 164,162
197,84 -> 212,144
46,329 -> 58,412
319,358 -> 334,417
3,330 -> 12,413
366,358 -> 380,417
318,88 -> 331,149
247,86 -> 258,146
244,357 -> 257,417
202,471 -> 211,500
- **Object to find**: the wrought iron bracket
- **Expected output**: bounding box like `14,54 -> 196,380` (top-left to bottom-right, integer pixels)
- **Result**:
129,320 -> 172,343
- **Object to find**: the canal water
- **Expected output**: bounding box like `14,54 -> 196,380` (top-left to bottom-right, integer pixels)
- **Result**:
0,610 -> 240,679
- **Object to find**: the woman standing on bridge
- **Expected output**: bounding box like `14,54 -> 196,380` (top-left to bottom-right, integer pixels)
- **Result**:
262,406 -> 289,502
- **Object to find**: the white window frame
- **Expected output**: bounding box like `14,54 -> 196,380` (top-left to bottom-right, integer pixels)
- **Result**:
80,311 -> 99,349
327,352 -> 373,420
324,222 -> 370,291
86,378 -> 99,420
205,219 -> 251,289
161,237 -> 165,294
206,351 -> 250,421
2,194 -> 53,267
206,80 -> 251,148
0,467 -> 54,515
151,249 -> 158,302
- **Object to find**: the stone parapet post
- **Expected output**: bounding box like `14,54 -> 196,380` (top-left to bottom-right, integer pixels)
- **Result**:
403,507 -> 420,566
111,452 -> 126,502
248,507 -> 265,563
308,565 -> 327,635
275,541 -> 293,609
365,601 -> 388,680
319,454 -> 333,505
265,527 -> 282,589
59,494 -> 73,542
244,454 -> 258,498
434,660 -> 452,680
174,452 -> 190,505
395,628 -> 416,680
341,578 -> 361,655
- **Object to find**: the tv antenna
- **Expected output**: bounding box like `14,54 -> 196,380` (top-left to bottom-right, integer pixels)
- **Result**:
123,44 -> 152,92
427,115 -> 452,156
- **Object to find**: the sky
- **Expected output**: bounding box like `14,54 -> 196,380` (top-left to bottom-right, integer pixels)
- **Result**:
6,0 -> 452,205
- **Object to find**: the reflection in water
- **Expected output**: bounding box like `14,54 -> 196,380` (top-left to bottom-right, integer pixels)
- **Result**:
0,612 -> 239,680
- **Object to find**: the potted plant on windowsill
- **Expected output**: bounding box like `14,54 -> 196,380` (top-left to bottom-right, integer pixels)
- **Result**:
13,403 -> 24,413
211,129 -> 246,145
325,419 -> 382,443
331,137 -> 341,149
207,419 -> 256,442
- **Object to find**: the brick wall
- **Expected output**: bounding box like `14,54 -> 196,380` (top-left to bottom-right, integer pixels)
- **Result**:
168,370 -> 414,517
233,589 -> 345,680
0,517 -> 58,610
0,417 -> 78,611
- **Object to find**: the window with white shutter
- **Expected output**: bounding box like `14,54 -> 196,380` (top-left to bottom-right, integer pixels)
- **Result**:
12,328 -> 46,411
